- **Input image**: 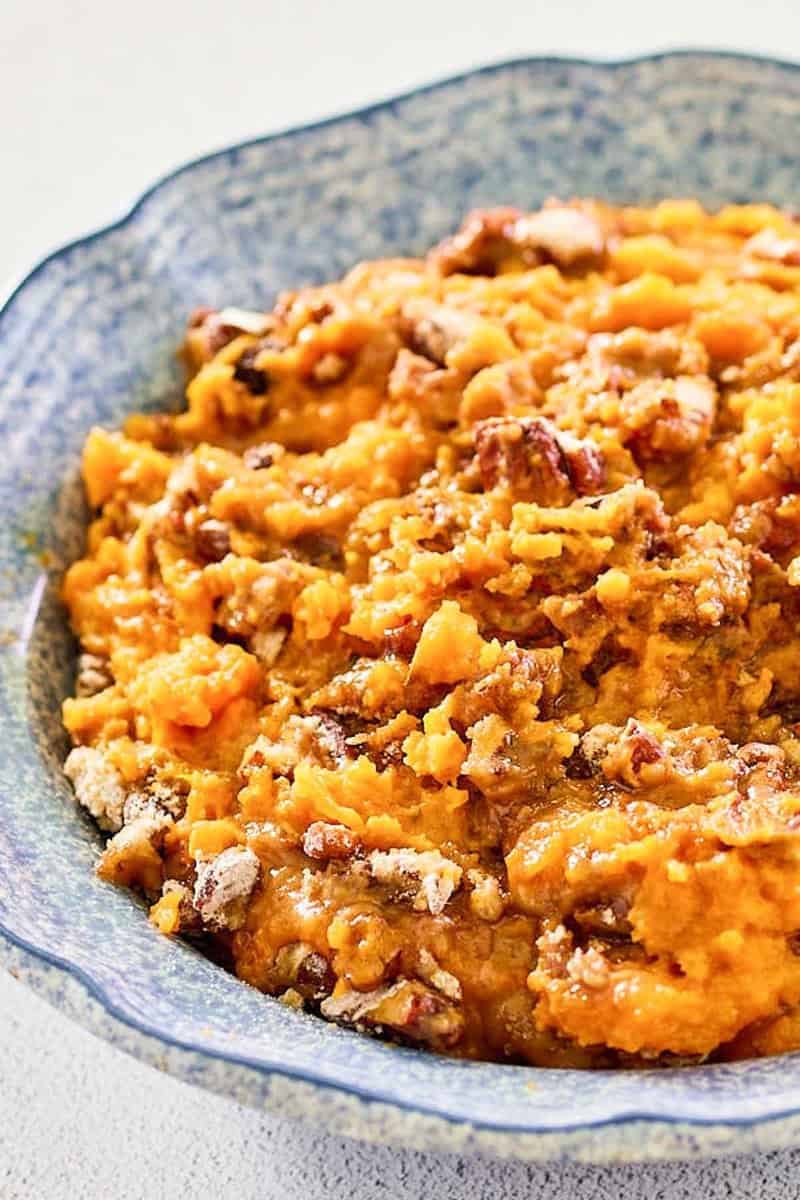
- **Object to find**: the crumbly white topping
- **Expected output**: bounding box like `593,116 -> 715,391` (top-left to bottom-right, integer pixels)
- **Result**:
368,847 -> 462,915
123,781 -> 186,824
75,653 -> 113,698
565,945 -> 611,990
193,846 -> 260,931
103,813 -> 170,858
64,746 -> 127,833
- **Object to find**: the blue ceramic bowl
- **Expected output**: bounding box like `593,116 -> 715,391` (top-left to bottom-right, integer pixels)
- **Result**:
4,51 -> 800,1163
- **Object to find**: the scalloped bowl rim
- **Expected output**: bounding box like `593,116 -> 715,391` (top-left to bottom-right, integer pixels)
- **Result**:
4,49 -> 800,1160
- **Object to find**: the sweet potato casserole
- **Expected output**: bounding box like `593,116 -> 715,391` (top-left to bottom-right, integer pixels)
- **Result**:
63,200 -> 800,1067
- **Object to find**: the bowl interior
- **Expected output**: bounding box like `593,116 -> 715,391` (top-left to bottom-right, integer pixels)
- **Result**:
4,52 -> 800,1140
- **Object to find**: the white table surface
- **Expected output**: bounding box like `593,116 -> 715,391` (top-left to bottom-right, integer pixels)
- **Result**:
4,4 -> 800,1196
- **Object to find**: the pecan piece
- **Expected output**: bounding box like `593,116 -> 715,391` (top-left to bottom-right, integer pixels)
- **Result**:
553,429 -> 607,494
429,205 -> 604,277
274,942 -> 336,1000
401,299 -> 483,367
194,518 -> 232,562
428,207 -> 523,276
475,415 -> 605,502
623,375 -> 717,461
584,719 -> 669,788
184,307 -> 274,370
243,442 -> 284,470
123,777 -> 188,824
321,979 -> 464,1049
737,742 -> 786,767
157,879 -> 202,934
368,848 -> 462,915
97,814 -> 171,893
193,846 -> 260,931
512,205 -> 605,267
233,346 -> 270,395
416,948 -> 462,1001
302,821 -> 361,862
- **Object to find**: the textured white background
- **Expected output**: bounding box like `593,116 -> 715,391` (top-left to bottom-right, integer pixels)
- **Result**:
4,3 -> 800,1197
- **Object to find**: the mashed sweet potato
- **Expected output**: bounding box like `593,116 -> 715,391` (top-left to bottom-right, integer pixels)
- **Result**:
62,199 -> 800,1067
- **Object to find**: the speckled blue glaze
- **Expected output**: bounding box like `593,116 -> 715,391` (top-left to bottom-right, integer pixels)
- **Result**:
3,52 -> 800,1163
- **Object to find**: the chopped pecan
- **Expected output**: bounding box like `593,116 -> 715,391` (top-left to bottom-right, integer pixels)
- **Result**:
239,714 -> 349,780
737,742 -> 785,767
584,719 -> 668,788
97,813 -> 171,893
302,821 -> 361,861
194,518 -> 232,562
183,307 -> 276,374
622,375 -> 717,461
476,416 -> 569,500
474,415 -> 605,501
428,207 -> 523,276
730,496 -> 800,564
233,346 -> 271,395
627,724 -> 666,772
387,349 -> 462,427
428,204 -> 604,277
243,442 -> 284,470
401,299 -> 482,367
320,979 -> 464,1049
193,846 -> 260,931
512,205 -> 605,267
274,942 -> 336,1000
368,848 -> 462,915
553,429 -> 607,494
578,725 -> 620,765
123,777 -> 188,824
416,948 -> 462,1001
289,532 -> 345,571
308,713 -> 350,764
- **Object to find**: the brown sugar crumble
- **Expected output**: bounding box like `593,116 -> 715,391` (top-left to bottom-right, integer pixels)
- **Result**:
62,199 -> 800,1067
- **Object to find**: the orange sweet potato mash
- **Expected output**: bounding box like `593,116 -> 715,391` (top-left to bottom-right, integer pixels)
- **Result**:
62,200 -> 800,1067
